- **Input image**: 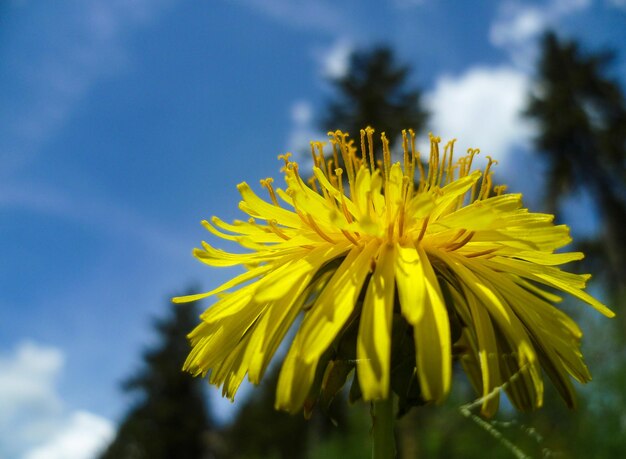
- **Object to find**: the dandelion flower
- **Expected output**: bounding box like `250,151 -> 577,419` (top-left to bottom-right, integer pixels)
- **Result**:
175,128 -> 613,418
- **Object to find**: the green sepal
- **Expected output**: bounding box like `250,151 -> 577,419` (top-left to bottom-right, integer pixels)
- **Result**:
320,359 -> 354,411
349,369 -> 363,404
390,312 -> 424,418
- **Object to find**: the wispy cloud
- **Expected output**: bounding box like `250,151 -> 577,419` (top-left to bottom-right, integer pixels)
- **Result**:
609,0 -> 626,9
0,181 -> 189,260
230,0 -> 348,34
391,0 -> 426,9
285,100 -> 324,168
0,342 -> 113,459
490,0 -> 591,69
0,0 -> 174,176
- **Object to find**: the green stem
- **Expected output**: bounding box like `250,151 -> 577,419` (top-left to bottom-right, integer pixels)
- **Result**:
372,397 -> 396,459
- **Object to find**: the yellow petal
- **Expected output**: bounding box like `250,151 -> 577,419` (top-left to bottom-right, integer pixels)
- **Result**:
449,252 -> 545,408
412,244 -> 451,402
172,263 -> 272,303
237,182 -> 302,227
429,171 -> 481,220
484,258 -> 614,317
248,243 -> 351,382
296,239 -> 381,364
275,345 -> 318,413
395,243 -> 426,324
357,243 -> 396,400
463,285 -> 501,417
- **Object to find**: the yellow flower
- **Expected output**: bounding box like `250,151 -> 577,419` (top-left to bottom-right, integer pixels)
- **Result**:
175,128 -> 613,417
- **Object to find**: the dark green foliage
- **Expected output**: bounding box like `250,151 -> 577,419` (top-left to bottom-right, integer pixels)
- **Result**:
99,296 -> 214,459
323,46 -> 428,143
526,31 -> 626,290
222,365 -> 348,459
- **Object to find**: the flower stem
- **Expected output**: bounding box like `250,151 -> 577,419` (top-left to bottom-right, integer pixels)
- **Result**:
372,397 -> 395,459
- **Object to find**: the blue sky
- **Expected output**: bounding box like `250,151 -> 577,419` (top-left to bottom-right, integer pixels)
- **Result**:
1,0 -> 625,457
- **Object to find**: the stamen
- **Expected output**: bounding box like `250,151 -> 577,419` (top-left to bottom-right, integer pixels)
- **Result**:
481,173 -> 493,200
444,139 -> 456,184
428,134 -> 441,188
289,162 -> 306,190
311,142 -> 328,178
334,168 -> 345,194
309,143 -> 319,168
335,168 -> 353,223
247,217 -> 269,232
417,216 -> 430,242
465,247 -> 499,258
478,157 -> 498,200
306,214 -> 336,243
260,178 -> 280,206
466,148 -> 479,173
402,130 -> 410,177
267,219 -> 290,240
331,131 -> 356,192
447,231 -> 475,251
493,184 -> 508,196
437,141 -> 449,186
457,156 -> 467,179
366,126 -> 375,172
381,132 -> 391,180
401,175 -> 411,200
340,133 -> 357,192
308,176 -> 319,193
278,153 -> 292,169
341,229 -> 360,246
360,129 -> 367,162
449,228 -> 467,244
327,158 -> 336,187
397,182 -> 408,238
330,138 -> 340,174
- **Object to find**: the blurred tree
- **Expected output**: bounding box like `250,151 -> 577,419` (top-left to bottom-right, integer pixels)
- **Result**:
99,295 -> 216,459
322,46 -> 428,143
525,31 -> 626,458
526,31 -> 626,292
222,365 -> 348,459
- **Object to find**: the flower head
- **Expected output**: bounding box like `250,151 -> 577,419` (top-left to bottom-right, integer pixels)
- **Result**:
175,128 -> 613,417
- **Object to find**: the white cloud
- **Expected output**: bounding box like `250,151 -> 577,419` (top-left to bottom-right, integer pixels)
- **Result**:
489,0 -> 591,69
0,342 -> 64,441
25,411 -> 114,459
314,39 -> 353,80
425,66 -> 533,167
0,342 -> 114,459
